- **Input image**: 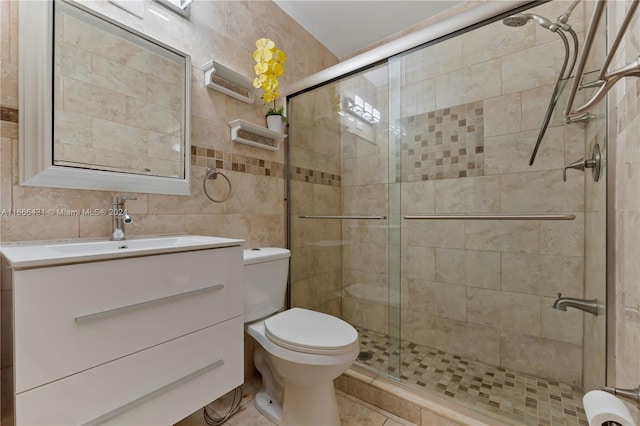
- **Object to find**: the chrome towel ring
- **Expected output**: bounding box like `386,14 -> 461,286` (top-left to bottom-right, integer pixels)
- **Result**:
203,167 -> 232,203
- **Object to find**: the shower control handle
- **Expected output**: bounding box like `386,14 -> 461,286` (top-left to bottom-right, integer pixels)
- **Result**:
563,158 -> 587,181
563,143 -> 601,182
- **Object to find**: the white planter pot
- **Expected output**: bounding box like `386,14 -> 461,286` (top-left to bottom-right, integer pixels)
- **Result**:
266,115 -> 285,134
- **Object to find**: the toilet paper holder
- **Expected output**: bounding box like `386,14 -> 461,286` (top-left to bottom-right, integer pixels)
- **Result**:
600,385 -> 640,406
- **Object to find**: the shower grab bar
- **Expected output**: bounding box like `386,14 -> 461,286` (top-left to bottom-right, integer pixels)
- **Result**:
299,214 -> 387,220
564,0 -> 640,120
403,214 -> 576,221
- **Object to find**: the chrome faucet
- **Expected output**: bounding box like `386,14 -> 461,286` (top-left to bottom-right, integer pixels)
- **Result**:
552,293 -> 599,316
110,196 -> 136,241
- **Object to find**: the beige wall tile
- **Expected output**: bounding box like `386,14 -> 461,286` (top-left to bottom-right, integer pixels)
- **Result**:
435,59 -> 501,110
501,252 -> 583,297
54,110 -> 93,148
484,127 -> 565,175
433,281 -> 466,322
462,20 -> 535,67
466,221 -> 539,253
540,212 -> 584,256
344,243 -> 388,276
294,271 -> 341,310
91,54 -> 147,100
521,84 -> 567,132
401,308 -> 436,348
93,118 -> 148,155
500,331 -> 582,386
483,93 -> 522,137
433,221 -> 465,249
402,78 -> 436,118
500,170 -> 583,213
125,96 -> 181,136
403,37 -> 462,85
62,76 -> 127,123
125,213 -> 186,235
401,219 -> 435,248
435,176 -> 500,214
435,248 -> 466,285
1,215 -> 79,241
56,43 -> 92,83
146,75 -> 185,111
401,180 -> 435,214
467,287 -> 540,336
402,278 -> 436,314
401,245 -> 435,281
343,184 -> 387,216
540,296 -> 583,346
501,38 -> 568,94
343,296 -> 388,335
0,122 -> 18,140
466,250 -> 501,290
62,13 -> 129,64
436,317 -> 500,366
78,215 -> 112,238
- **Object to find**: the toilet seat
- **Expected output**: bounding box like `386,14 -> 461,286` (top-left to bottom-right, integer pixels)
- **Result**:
264,308 -> 358,355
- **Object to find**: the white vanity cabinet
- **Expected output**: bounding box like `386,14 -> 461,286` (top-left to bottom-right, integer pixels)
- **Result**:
1,238 -> 244,425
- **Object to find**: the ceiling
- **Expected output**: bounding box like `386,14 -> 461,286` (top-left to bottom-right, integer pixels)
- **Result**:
273,1 -> 463,59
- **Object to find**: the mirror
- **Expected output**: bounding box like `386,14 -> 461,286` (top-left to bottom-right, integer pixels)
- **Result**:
19,0 -> 191,195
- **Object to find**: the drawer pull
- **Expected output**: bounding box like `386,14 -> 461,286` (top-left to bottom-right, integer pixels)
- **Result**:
81,359 -> 225,426
74,284 -> 225,323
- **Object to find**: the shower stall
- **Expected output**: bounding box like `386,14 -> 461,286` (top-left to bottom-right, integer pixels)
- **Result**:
286,1 -> 608,424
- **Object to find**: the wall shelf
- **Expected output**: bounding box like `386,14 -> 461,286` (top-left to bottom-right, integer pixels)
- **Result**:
229,119 -> 287,151
203,60 -> 254,104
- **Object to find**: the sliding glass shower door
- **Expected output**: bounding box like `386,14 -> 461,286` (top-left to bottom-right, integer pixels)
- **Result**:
287,2 -> 607,424
287,63 -> 399,374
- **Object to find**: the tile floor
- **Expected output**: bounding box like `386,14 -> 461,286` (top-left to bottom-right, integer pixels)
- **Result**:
175,375 -> 417,426
356,327 -> 588,426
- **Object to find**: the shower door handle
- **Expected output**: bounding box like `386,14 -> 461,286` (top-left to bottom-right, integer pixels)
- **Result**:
299,215 -> 387,220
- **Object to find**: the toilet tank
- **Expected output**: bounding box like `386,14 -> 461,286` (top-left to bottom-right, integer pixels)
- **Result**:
243,247 -> 291,323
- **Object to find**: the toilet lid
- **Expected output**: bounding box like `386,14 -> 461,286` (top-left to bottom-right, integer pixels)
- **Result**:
264,308 -> 358,355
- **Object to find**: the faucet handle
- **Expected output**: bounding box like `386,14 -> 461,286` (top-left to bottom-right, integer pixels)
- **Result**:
563,144 -> 602,182
563,158 -> 586,182
113,195 -> 138,204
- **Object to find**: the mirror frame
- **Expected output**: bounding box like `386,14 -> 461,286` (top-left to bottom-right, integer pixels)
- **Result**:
19,0 -> 191,195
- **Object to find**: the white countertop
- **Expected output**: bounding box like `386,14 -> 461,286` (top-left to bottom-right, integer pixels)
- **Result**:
0,234 -> 245,268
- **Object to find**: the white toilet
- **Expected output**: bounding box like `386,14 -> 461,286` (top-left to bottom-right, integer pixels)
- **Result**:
243,247 -> 359,426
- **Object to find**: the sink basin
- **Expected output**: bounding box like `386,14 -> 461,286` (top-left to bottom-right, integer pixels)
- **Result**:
1,235 -> 244,268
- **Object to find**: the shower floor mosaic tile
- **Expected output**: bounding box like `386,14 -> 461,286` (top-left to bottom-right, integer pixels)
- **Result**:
356,327 -> 588,426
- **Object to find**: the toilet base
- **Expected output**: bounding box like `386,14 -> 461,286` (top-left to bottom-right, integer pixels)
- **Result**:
280,381 -> 341,426
254,390 -> 282,425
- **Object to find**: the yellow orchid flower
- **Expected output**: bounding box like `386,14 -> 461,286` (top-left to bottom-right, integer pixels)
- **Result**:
272,63 -> 284,76
256,38 -> 275,50
263,91 -> 275,102
253,38 -> 286,109
275,50 -> 286,64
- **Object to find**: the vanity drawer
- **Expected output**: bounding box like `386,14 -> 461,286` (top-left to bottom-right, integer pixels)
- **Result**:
13,246 -> 243,393
16,316 -> 243,426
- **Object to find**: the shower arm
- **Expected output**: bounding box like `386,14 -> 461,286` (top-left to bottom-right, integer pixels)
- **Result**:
529,29 -> 570,166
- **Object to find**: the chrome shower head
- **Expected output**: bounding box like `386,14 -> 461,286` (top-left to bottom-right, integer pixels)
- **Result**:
503,13 -> 557,31
502,14 -> 530,27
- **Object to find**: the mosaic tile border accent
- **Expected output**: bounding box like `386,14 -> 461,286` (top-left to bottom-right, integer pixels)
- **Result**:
190,145 -> 285,178
290,166 -> 341,186
1,106 -> 18,123
356,327 -> 588,426
402,101 -> 485,182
